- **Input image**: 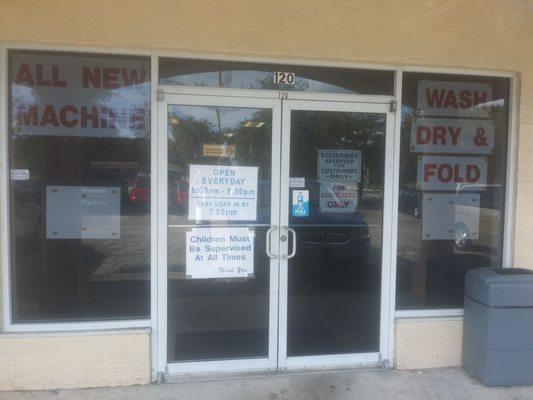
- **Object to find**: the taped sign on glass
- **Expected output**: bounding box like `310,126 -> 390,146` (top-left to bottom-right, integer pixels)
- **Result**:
319,182 -> 358,213
10,52 -> 150,138
417,81 -> 492,118
317,149 -> 361,182
186,227 -> 254,279
188,164 -> 258,221
410,118 -> 495,154
417,155 -> 487,191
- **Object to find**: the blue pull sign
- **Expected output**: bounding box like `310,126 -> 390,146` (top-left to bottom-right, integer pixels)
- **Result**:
292,190 -> 309,217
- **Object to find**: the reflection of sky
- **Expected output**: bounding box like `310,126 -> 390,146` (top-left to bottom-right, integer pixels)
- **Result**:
12,82 -> 150,139
169,105 -> 266,132
10,54 -> 150,139
160,71 -> 352,94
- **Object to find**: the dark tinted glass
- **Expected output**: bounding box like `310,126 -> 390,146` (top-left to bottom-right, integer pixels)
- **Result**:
166,105 -> 273,361
396,73 -> 510,309
8,50 -> 151,322
159,58 -> 394,95
287,110 -> 385,356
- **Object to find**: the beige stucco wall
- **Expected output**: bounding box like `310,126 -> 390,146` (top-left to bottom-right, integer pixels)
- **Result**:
0,330 -> 150,391
395,318 -> 463,369
0,0 -> 532,387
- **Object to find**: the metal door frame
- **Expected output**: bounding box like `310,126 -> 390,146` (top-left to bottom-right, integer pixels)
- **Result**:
277,99 -> 396,370
156,92 -> 282,376
156,88 -> 395,377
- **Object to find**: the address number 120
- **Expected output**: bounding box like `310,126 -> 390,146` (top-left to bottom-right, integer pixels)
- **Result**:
274,72 -> 296,85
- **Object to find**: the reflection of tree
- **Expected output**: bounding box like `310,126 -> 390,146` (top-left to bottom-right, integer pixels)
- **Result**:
290,111 -> 385,187
168,108 -> 272,180
399,105 -> 418,188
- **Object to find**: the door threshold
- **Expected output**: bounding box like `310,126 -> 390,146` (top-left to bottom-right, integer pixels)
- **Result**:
163,363 -> 388,384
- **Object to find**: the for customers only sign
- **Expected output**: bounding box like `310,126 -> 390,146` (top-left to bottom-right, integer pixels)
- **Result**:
410,118 -> 495,154
417,155 -> 487,191
188,165 -> 258,221
317,150 -> 361,181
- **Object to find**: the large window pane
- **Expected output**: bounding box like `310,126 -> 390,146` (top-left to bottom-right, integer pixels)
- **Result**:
396,73 -> 510,309
8,50 -> 151,322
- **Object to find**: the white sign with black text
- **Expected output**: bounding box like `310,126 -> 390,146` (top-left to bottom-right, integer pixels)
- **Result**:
317,149 -> 362,182
188,164 -> 258,221
186,227 -> 254,279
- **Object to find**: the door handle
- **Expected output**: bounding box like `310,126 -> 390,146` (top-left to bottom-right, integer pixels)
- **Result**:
266,225 -> 278,259
282,226 -> 297,259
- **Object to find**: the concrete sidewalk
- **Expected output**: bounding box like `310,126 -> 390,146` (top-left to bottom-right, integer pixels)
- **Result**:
2,367 -> 533,400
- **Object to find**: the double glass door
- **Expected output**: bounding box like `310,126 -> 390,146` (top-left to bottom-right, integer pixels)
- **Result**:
157,92 -> 393,374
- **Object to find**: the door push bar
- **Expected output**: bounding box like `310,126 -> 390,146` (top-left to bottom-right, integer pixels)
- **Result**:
266,225 -> 297,259
282,226 -> 297,259
266,225 -> 278,259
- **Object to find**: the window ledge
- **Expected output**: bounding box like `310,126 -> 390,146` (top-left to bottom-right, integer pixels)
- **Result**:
395,309 -> 464,320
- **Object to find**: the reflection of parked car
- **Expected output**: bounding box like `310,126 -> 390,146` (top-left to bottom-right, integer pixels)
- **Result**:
289,179 -> 370,263
399,187 -> 421,218
291,208 -> 370,262
454,184 -> 501,251
176,179 -> 189,212
129,173 -> 150,204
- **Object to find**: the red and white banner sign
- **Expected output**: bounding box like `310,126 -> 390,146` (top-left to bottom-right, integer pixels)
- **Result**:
10,52 -> 150,138
417,81 -> 493,118
410,118 -> 495,154
417,155 -> 487,191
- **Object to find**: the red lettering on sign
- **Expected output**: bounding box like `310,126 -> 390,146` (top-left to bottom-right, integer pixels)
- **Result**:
121,68 -> 147,86
59,106 -> 79,128
16,104 -> 38,126
103,68 -> 119,89
423,162 -> 481,184
36,64 -> 51,86
83,67 -> 146,89
416,125 -> 463,146
40,105 -> 59,126
82,66 -> 100,88
15,63 -> 35,86
449,127 -> 461,145
459,90 -> 472,108
425,88 -> 489,110
417,126 -> 431,144
80,106 -> 99,128
425,89 -> 446,108
424,163 -> 437,182
433,126 -> 446,145
466,165 -> 480,182
443,90 -> 458,109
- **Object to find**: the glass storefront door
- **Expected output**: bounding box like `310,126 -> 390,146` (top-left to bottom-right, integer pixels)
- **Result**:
278,100 -> 393,368
158,93 -> 393,374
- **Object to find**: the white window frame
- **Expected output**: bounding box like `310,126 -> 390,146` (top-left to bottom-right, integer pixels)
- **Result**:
394,66 -> 518,319
0,44 -> 156,333
0,44 -> 518,374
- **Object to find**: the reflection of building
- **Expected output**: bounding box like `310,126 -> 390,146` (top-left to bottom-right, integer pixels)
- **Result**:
0,0 -> 532,393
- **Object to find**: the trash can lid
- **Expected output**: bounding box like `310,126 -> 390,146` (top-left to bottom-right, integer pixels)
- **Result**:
465,268 -> 533,307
